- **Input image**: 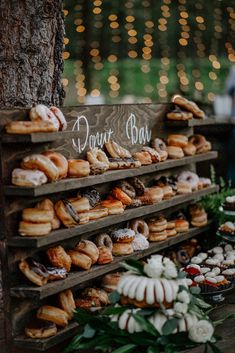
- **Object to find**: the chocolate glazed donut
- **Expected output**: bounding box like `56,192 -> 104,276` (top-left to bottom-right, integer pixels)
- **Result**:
81,188 -> 101,207
128,177 -> 145,196
117,180 -> 136,198
63,199 -> 80,223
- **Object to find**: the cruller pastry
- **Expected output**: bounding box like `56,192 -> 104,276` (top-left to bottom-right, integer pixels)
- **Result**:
58,289 -> 76,320
47,246 -> 72,272
37,305 -> 69,327
172,94 -> 205,119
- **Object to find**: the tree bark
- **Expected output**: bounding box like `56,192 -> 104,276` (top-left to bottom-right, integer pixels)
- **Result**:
0,0 -> 65,108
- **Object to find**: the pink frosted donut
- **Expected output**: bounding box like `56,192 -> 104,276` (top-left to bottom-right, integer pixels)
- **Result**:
177,171 -> 199,190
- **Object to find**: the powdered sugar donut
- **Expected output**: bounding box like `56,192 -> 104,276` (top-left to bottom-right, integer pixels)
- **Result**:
177,171 -> 199,190
30,105 -> 60,131
132,233 -> 149,251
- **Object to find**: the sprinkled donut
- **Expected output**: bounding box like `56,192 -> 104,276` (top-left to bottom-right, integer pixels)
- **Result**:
129,219 -> 149,238
95,233 -> 113,250
111,228 -> 135,243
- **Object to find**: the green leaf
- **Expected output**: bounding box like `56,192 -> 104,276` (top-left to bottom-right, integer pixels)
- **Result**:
162,318 -> 179,336
195,297 -> 212,309
132,313 -> 159,336
105,306 -> 128,315
109,291 -> 121,304
213,313 -> 235,326
208,342 -> 223,353
121,258 -> 145,275
63,334 -> 83,353
178,271 -> 186,279
148,346 -> 159,353
83,324 -> 96,338
111,344 -> 136,353
165,343 -> 178,353
190,286 -> 201,295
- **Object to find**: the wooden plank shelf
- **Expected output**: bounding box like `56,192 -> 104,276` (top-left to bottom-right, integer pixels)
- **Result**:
13,322 -> 79,351
1,130 -> 90,144
4,151 -> 218,197
165,117 -> 216,127
10,223 -> 211,300
8,185 -> 218,249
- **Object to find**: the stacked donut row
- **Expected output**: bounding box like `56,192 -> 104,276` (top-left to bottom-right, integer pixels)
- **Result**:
167,94 -> 205,121
19,203 -> 207,287
6,105 -> 67,134
24,272 -> 122,339
11,133 -> 211,187
18,172 -> 211,238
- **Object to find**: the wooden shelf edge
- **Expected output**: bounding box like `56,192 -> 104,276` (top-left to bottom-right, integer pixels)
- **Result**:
165,117 -> 216,127
4,151 -> 218,197
10,222 -> 212,300
13,322 -> 79,351
8,185 -> 218,249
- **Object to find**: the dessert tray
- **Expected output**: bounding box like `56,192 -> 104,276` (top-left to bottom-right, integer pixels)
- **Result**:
216,231 -> 235,243
201,283 -> 234,303
219,206 -> 235,216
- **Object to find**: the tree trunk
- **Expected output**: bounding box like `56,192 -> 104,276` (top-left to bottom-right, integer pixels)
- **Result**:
0,0 -> 65,108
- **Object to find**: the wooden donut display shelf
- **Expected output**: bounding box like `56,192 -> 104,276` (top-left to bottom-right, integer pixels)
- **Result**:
0,103 -> 218,353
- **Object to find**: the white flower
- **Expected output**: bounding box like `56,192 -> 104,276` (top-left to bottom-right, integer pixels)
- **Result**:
174,302 -> 188,315
144,257 -> 163,278
164,262 -> 178,279
177,290 -> 190,304
189,320 -> 214,343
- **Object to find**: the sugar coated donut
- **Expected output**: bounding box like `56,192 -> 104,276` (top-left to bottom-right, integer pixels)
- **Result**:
19,221 -> 52,237
166,146 -> 184,159
21,154 -> 59,181
129,219 -> 149,238
68,159 -> 90,178
30,105 -> 60,130
167,134 -> 188,148
142,147 -> 161,163
112,187 -> 132,205
50,106 -> 67,131
42,151 -> 68,179
132,233 -> 149,251
22,208 -> 54,223
6,121 -> 57,134
12,168 -> 47,187
86,147 -> 109,172
177,171 -> 199,190
111,228 -> 135,243
95,233 -> 113,250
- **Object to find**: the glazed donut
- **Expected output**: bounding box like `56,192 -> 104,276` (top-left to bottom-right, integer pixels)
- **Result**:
117,181 -> 136,199
188,135 -> 207,153
12,168 -> 47,187
166,146 -> 184,159
36,198 -> 60,230
50,106 -> 67,131
42,151 -> 68,179
166,228 -> 177,237
75,298 -> 101,309
86,148 -> 109,173
148,217 -> 167,232
172,95 -> 205,119
25,318 -> 57,339
105,140 -> 132,159
197,141 -> 211,154
22,208 -> 54,223
6,121 -> 57,134
112,242 -> 133,256
68,197 -> 90,213
81,188 -> 101,207
151,138 -> 168,162
166,110 -> 193,121
148,231 -> 167,242
30,105 -> 60,130
68,159 -> 90,178
37,305 -> 69,327
132,151 -> 152,165
128,177 -> 145,196
145,187 -> 164,203
85,206 -> 108,221
176,182 -> 192,194
183,142 -> 196,156
74,240 -> 99,264
47,246 -> 72,272
95,233 -> 113,250
188,203 -> 206,217
100,199 -> 124,215
21,154 -> 59,181
67,250 -> 92,270
97,246 -> 113,265
167,134 -> 188,148
129,219 -> 149,238
132,232 -> 149,250
167,221 -> 175,230
54,200 -> 81,227
111,228 -> 135,243
101,272 -> 122,292
177,171 -> 199,190
142,147 -> 161,163
198,177 -> 211,189
58,289 -> 76,320
19,221 -> 52,237
19,258 -> 49,287
81,288 -> 110,305
111,187 -> 132,205
174,219 -> 189,233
